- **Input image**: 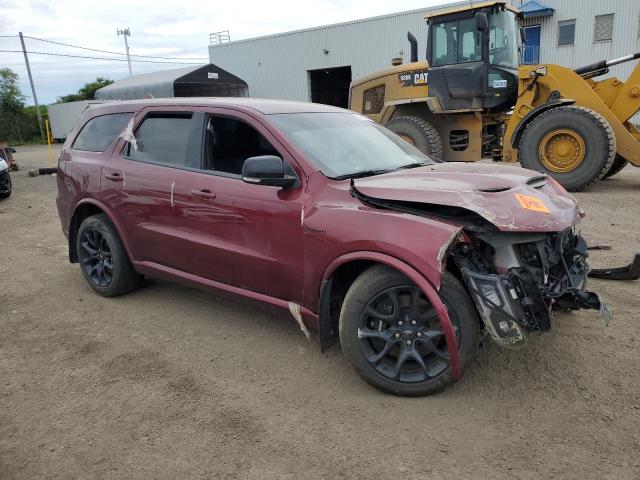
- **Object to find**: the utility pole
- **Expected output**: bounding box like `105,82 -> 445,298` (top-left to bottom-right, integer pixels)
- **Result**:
117,28 -> 132,76
18,32 -> 45,142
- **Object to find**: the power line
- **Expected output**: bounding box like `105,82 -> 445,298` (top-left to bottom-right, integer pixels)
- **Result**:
23,35 -> 209,60
0,49 -> 203,65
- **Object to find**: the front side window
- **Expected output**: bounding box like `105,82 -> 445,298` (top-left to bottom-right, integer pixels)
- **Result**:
558,19 -> 576,46
270,112 -> 433,179
127,114 -> 199,168
432,17 -> 481,66
73,113 -> 133,152
205,116 -> 280,175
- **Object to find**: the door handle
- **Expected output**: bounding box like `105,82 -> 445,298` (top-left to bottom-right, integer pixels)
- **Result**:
104,172 -> 123,182
191,189 -> 217,199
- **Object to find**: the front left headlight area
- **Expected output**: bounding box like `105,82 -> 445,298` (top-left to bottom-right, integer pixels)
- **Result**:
449,228 -> 606,349
0,159 -> 9,173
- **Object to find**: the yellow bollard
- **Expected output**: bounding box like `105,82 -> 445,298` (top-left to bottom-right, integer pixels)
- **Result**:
45,119 -> 53,166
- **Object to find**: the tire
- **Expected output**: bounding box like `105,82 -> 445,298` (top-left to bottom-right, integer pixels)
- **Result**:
518,106 -> 615,191
603,154 -> 628,179
76,214 -> 142,297
0,174 -> 11,198
339,265 -> 479,396
386,116 -> 444,160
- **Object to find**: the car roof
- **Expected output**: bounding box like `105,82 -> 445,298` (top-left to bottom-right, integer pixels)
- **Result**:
85,97 -> 350,116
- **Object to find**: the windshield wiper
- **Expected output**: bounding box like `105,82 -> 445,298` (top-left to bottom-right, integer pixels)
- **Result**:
393,162 -> 427,171
332,169 -> 393,180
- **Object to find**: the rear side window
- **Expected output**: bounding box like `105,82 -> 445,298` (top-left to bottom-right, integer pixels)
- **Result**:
127,114 -> 200,168
73,113 -> 133,152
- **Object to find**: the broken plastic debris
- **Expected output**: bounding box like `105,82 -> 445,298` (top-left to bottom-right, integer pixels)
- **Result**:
599,301 -> 612,326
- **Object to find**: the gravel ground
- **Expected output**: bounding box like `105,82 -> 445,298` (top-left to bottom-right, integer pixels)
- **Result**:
1,145 -> 639,479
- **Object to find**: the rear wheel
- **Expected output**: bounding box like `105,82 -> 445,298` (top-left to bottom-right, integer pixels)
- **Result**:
77,214 -> 142,297
339,265 -> 479,396
386,116 -> 443,160
518,106 -> 615,191
603,155 -> 628,179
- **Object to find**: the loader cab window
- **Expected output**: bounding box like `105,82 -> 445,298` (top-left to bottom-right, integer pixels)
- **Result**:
432,17 -> 482,66
489,10 -> 519,68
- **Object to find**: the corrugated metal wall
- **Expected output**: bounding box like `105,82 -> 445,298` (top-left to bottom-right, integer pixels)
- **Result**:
208,1 -> 470,101
521,0 -> 640,81
209,0 -> 640,106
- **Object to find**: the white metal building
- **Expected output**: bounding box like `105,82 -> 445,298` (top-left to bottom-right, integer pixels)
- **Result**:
208,0 -> 640,108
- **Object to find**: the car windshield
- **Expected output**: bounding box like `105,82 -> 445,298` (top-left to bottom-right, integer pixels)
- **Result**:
269,112 -> 434,179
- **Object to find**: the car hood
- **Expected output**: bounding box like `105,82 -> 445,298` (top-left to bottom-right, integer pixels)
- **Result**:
352,162 -> 581,232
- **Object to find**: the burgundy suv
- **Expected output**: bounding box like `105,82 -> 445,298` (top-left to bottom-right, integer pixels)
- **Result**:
56,98 -> 606,396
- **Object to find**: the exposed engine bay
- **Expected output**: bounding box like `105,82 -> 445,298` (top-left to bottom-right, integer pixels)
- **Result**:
450,229 -> 609,348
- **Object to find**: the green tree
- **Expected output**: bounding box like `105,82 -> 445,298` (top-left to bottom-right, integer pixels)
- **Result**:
0,67 -> 26,113
58,77 -> 114,103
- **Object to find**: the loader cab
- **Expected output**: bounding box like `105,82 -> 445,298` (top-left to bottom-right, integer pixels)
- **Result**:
426,3 -> 520,112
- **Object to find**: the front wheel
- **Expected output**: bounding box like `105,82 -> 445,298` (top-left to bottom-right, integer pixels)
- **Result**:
518,106 -> 615,191
339,266 -> 479,396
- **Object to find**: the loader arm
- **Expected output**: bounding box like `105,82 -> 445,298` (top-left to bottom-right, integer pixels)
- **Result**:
504,64 -> 640,167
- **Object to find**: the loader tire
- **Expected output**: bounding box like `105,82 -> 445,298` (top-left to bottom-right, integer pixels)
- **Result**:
386,116 -> 443,160
518,106 -> 615,191
603,155 -> 628,179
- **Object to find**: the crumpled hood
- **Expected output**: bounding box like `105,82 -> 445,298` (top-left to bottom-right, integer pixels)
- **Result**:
353,162 -> 581,232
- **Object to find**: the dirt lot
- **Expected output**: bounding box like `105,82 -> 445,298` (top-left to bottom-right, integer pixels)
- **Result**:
1,145 -> 639,479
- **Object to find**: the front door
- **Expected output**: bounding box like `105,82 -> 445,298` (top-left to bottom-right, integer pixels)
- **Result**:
172,109 -> 305,302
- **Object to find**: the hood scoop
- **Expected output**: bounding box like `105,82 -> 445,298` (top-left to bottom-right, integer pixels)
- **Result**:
477,186 -> 511,193
526,175 -> 549,188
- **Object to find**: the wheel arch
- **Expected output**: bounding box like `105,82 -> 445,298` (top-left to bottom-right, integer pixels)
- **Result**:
68,199 -> 133,264
317,251 -> 461,378
510,99 -> 575,148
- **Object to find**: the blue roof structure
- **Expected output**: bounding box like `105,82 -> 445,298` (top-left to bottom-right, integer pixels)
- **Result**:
519,0 -> 555,18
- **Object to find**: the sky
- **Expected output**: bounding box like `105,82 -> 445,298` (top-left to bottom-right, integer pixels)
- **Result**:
0,0 -> 454,105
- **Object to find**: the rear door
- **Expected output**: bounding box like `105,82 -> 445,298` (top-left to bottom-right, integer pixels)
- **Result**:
102,108 -> 205,269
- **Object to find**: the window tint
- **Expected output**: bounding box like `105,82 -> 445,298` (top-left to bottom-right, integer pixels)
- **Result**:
594,14 -> 614,42
128,114 -> 198,168
73,113 -> 133,152
558,20 -> 575,46
205,116 -> 279,175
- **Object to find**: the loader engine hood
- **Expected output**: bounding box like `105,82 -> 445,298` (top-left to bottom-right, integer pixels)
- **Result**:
352,163 -> 581,232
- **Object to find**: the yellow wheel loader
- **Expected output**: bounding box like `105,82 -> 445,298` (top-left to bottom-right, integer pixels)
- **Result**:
349,0 -> 640,191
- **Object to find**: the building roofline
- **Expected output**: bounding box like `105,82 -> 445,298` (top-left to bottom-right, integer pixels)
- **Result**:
209,0 -> 471,48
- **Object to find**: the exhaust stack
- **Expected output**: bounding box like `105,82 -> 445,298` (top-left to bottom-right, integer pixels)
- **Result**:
407,31 -> 418,63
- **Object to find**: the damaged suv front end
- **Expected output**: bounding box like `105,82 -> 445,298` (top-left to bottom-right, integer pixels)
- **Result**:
352,162 -> 609,350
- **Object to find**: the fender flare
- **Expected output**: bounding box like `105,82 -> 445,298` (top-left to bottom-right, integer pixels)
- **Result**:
510,98 -> 575,148
318,251 -> 461,378
69,198 -> 135,263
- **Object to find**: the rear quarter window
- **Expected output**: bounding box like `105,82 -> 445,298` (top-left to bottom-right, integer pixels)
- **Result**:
72,112 -> 133,152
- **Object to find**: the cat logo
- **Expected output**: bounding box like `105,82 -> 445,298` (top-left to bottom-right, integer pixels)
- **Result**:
398,70 -> 429,87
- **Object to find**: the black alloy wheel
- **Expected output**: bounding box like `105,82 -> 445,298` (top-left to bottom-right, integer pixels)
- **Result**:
339,266 -> 479,396
79,227 -> 114,288
358,285 -> 459,383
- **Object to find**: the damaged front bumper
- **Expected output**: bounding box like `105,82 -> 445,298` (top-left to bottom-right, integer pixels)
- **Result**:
453,229 -> 610,348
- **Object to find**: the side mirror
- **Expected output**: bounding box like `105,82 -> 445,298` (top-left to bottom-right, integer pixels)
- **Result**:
242,155 -> 296,188
6,147 -> 16,153
475,12 -> 488,32
520,27 -> 526,43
